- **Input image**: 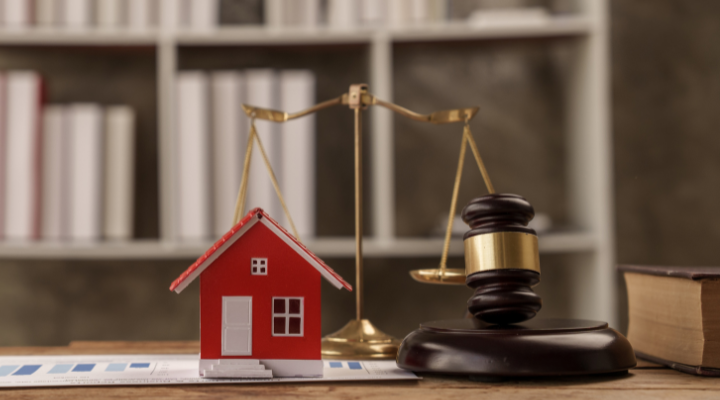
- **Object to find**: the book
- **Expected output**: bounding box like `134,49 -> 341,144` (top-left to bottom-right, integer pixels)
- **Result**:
360,0 -> 385,26
279,70 -> 315,240
282,0 -> 319,27
103,106 -> 135,241
0,74 -> 6,239
68,104 -> 104,242
188,0 -> 217,31
176,71 -> 211,240
210,71 -> 247,238
263,0 -> 283,28
245,69 -> 280,219
64,0 -> 93,29
327,0 -> 358,29
4,71 -> 42,241
40,105 -> 69,240
620,264 -> 720,376
35,0 -> 62,28
159,0 -> 183,31
97,0 -> 126,29
3,0 -> 30,29
128,0 -> 154,31
388,0 -> 410,26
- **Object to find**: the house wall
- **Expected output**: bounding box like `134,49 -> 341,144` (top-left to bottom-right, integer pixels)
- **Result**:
199,222 -> 322,360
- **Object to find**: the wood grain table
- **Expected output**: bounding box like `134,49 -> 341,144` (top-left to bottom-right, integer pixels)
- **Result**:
0,341 -> 718,399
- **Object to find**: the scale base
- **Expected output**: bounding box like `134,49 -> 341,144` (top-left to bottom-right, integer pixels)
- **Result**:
321,319 -> 401,360
397,318 -> 636,377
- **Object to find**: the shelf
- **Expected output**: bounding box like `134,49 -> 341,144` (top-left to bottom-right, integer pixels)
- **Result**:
389,17 -> 591,43
0,17 -> 591,47
0,28 -> 158,46
0,232 -> 595,260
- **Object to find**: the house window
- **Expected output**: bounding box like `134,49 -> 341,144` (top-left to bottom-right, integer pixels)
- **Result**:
251,258 -> 267,275
272,297 -> 303,336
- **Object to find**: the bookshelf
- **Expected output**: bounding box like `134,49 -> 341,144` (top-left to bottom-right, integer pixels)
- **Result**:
0,1 -> 615,326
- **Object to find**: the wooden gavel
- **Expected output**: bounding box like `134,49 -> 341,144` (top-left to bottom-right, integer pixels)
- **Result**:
462,193 -> 542,324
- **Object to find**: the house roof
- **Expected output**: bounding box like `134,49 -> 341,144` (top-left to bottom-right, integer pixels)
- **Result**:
169,208 -> 352,294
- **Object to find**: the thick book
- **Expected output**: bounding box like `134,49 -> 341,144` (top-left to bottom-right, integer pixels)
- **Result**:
159,0 -> 183,31
97,0 -> 126,30
5,71 -> 42,241
245,69 -> 280,219
68,104 -> 104,242
40,105 -> 69,240
103,106 -> 135,241
279,70 -> 315,240
210,71 -> 246,238
64,0 -> 93,29
3,0 -> 31,29
327,0 -> 358,28
188,0 -> 217,31
176,71 -> 211,240
35,0 -> 61,28
620,264 -> 720,376
128,0 -> 154,31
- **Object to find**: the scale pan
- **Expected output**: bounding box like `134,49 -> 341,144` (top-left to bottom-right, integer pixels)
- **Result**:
410,268 -> 465,285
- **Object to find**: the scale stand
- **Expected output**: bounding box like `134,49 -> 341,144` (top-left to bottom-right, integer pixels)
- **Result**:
237,84 -> 479,359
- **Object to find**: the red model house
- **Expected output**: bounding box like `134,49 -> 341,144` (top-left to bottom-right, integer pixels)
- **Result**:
170,208 -> 352,378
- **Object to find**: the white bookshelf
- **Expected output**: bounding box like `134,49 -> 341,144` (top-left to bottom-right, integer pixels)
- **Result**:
0,1 -> 616,326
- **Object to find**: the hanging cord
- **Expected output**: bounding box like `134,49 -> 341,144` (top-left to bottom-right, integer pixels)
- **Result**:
232,117 -> 302,242
438,121 -> 495,279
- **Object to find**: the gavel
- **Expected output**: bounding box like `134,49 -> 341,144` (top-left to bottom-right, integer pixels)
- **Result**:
462,193 -> 542,325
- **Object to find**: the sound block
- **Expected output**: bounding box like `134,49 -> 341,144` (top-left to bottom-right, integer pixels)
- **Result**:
397,318 -> 636,377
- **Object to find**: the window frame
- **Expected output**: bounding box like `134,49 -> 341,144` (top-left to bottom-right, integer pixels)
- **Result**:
271,297 -> 304,337
251,258 -> 268,276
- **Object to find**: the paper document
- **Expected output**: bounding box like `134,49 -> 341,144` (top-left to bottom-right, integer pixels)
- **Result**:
0,354 -> 419,388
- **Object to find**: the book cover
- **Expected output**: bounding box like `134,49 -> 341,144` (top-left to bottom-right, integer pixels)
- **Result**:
210,71 -> 246,238
5,71 -> 42,241
3,0 -> 30,29
97,0 -> 126,29
176,71 -> 211,240
64,0 -> 93,29
279,70 -> 316,240
328,0 -> 358,28
128,0 -> 154,30
188,0 -> 218,31
103,106 -> 136,241
68,104 -> 104,241
245,69 -> 281,219
35,0 -> 61,28
40,105 -> 69,240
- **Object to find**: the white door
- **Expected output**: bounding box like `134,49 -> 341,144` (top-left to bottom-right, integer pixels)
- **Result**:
222,296 -> 252,356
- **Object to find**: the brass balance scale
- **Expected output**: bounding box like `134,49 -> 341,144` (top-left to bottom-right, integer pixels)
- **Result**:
235,84 -> 636,376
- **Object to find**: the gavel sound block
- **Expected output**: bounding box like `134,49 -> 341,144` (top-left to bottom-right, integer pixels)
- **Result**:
396,194 -> 636,377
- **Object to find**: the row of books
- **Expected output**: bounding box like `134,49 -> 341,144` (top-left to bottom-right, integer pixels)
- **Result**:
176,69 -> 316,241
0,71 -> 135,242
0,0 -> 218,31
265,0 -> 449,28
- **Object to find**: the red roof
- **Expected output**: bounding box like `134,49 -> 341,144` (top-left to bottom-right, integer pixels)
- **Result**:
169,208 -> 352,293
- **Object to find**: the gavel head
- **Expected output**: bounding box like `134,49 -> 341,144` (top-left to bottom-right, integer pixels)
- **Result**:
462,193 -> 542,324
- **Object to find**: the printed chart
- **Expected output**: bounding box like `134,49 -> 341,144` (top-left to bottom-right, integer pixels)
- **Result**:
0,355 -> 419,388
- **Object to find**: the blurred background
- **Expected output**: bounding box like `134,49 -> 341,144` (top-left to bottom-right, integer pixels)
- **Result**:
0,0 -> 716,346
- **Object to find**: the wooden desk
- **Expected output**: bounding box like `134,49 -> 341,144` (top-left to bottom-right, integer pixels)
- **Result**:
0,341 -> 717,399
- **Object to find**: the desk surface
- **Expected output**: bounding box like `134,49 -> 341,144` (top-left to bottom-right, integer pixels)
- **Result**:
0,341 -> 717,399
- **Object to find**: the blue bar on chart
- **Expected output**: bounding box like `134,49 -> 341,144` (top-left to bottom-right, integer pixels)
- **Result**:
329,362 -> 342,369
13,365 -> 41,376
72,364 -> 95,372
0,366 -> 19,376
129,363 -> 150,369
348,362 -> 362,370
106,363 -> 127,372
48,364 -> 74,374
